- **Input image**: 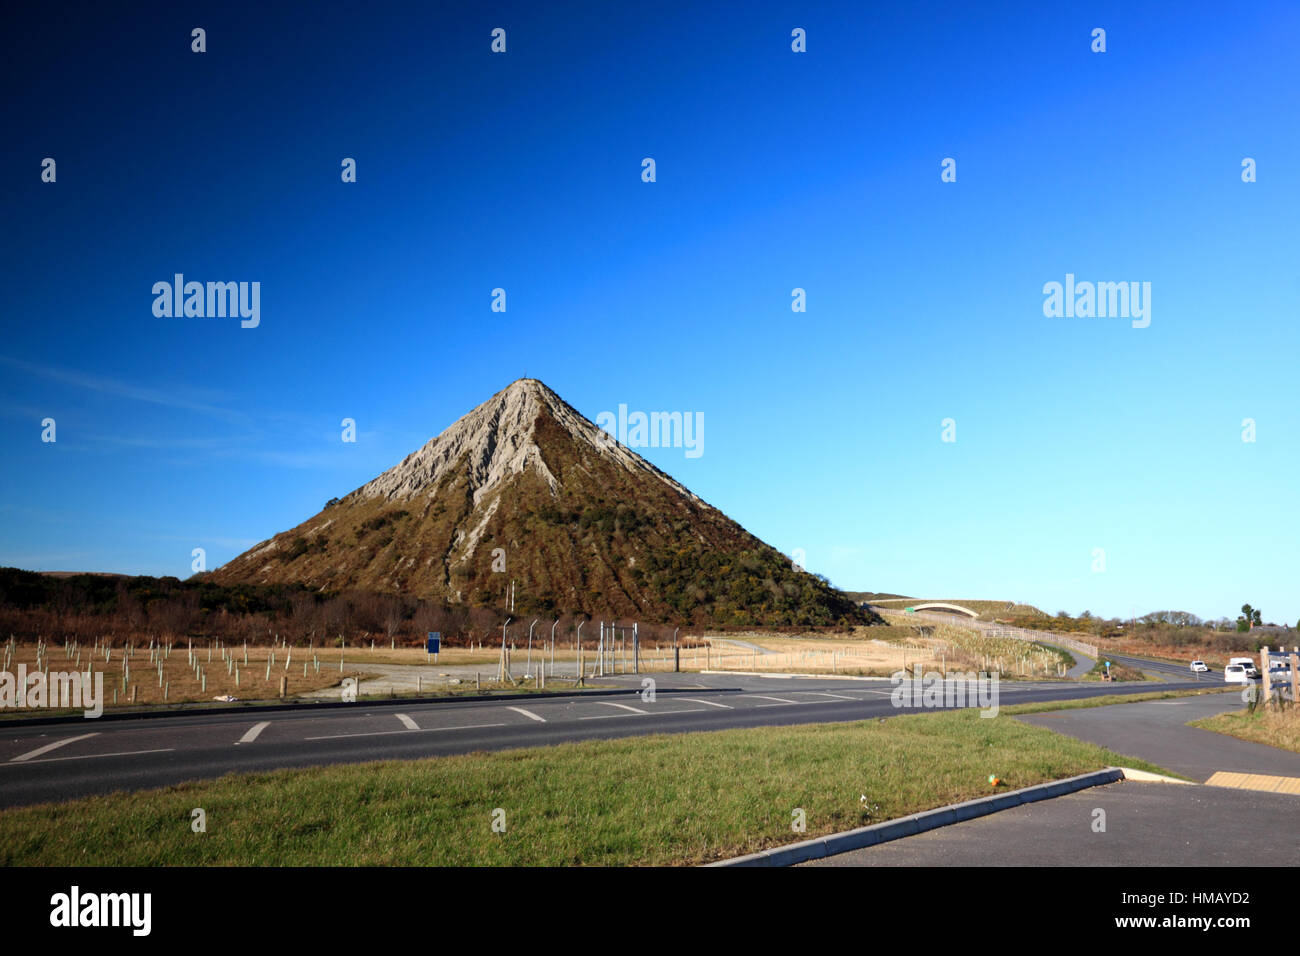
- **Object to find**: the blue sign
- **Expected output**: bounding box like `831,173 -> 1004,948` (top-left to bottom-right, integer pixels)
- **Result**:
427,632 -> 441,653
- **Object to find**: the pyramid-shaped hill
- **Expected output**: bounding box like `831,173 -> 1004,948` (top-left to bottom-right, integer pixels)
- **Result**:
205,379 -> 872,626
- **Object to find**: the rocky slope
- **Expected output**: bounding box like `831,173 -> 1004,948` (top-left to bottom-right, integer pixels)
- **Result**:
206,379 -> 869,626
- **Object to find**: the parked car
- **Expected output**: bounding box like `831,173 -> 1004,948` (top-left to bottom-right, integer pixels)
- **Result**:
1189,660 -> 1208,673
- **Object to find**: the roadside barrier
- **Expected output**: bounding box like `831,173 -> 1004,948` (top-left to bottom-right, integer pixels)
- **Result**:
1260,646 -> 1299,706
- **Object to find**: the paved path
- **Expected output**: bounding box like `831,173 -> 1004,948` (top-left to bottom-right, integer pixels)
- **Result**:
804,781 -> 1300,866
1016,692 -> 1300,782
712,638 -> 777,655
1040,640 -> 1095,679
804,693 -> 1300,867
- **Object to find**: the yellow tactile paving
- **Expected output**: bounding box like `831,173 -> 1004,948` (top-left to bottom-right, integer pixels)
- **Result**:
1204,771 -> 1300,795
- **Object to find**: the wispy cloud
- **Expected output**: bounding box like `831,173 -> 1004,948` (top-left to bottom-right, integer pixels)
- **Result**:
0,355 -> 248,425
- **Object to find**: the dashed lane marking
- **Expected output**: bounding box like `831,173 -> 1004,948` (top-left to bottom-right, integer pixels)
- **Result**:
305,723 -> 506,741
11,733 -> 99,762
506,706 -> 546,723
237,721 -> 271,744
674,697 -> 733,709
3,748 -> 174,766
593,701 -> 649,715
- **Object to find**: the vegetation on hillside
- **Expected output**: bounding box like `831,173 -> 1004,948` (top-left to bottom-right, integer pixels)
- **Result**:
203,407 -> 875,628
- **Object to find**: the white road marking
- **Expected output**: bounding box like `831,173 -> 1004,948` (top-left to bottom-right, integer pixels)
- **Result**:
395,713 -> 420,730
594,701 -> 649,715
237,721 -> 271,744
11,733 -> 98,762
579,708 -> 708,721
304,723 -> 505,741
799,691 -> 859,701
674,697 -> 733,709
741,694 -> 798,704
506,706 -> 546,723
3,748 -> 173,766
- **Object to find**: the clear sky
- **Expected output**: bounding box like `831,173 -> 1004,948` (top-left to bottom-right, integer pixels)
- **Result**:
2,1 -> 1297,624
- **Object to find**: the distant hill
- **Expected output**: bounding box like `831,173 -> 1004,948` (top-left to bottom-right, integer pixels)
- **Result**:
206,379 -> 876,628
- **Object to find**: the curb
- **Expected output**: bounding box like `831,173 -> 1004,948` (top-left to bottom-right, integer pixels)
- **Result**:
1115,766 -> 1194,785
0,685 -> 745,728
707,767 -> 1126,867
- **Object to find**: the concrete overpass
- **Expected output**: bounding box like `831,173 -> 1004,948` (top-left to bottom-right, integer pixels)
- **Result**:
909,603 -> 980,618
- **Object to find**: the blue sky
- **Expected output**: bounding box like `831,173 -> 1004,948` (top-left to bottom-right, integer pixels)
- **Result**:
2,1 -> 1298,624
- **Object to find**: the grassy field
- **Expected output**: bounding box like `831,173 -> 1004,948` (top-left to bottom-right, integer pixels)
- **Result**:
699,628 -> 938,676
0,708 -> 1169,867
1190,706 -> 1300,754
1,636 -> 380,709
872,613 -> 1073,679
699,622 -> 1072,679
0,636 -> 621,714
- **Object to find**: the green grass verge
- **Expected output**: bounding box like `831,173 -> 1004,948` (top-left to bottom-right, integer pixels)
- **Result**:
0,709 -> 1170,867
1002,686 -> 1230,718
1189,707 -> 1300,755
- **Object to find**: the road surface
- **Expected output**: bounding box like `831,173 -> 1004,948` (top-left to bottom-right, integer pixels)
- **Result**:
0,671 -> 1223,809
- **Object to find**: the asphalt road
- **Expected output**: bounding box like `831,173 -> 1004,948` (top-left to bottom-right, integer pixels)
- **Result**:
804,693 -> 1300,867
804,780 -> 1300,866
1017,692 -> 1300,781
0,671 -> 1221,809
1107,653 -> 1221,682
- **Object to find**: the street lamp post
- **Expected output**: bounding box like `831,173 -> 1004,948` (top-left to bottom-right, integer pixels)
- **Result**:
550,619 -> 558,677
500,617 -> 511,682
575,620 -> 585,679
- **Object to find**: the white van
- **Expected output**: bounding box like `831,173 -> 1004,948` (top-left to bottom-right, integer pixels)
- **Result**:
1228,657 -> 1260,678
1224,664 -> 1248,684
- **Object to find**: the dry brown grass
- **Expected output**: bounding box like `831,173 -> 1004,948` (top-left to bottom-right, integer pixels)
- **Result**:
1191,705 -> 1300,754
0,637 -> 377,709
701,620 -> 1073,679
0,636 -> 662,710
